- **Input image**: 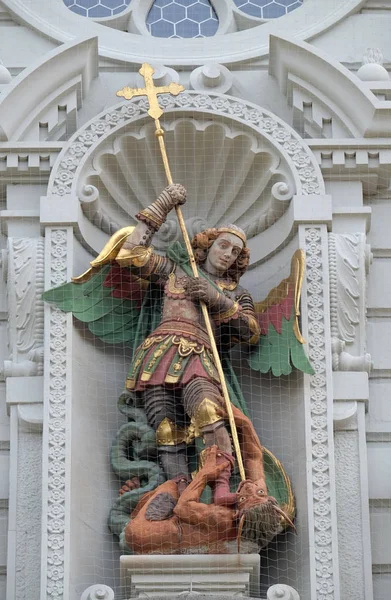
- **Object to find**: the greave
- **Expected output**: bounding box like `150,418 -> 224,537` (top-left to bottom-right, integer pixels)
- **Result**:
158,443 -> 190,482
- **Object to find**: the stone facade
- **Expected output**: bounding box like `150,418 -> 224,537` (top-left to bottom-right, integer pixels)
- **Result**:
0,0 -> 390,598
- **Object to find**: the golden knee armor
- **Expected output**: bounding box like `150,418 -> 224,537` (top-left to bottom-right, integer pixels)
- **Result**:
156,417 -> 187,446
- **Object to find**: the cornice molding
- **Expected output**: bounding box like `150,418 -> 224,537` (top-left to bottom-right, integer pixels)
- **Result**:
270,34 -> 391,138
0,37 -> 98,141
307,139 -> 391,193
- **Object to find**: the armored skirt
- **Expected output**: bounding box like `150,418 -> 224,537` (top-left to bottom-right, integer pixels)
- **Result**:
125,318 -> 220,391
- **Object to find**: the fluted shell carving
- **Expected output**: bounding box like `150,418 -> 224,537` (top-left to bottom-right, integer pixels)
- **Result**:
77,118 -> 295,249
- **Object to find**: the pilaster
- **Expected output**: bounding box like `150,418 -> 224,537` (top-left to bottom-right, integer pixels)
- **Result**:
299,216 -> 340,600
40,227 -> 74,600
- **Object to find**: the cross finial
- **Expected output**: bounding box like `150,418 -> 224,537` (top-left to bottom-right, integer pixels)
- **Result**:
116,63 -> 184,120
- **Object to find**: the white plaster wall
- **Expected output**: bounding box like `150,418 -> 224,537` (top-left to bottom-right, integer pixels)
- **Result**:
0,1 -> 57,73
365,194 -> 391,600
13,424 -> 42,600
313,11 -> 391,67
335,429 -> 365,600
68,241 -> 129,599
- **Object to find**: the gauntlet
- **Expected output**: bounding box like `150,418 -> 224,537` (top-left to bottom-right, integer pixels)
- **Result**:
136,183 -> 187,231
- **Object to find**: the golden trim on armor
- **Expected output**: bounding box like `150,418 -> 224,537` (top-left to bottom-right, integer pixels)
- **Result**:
157,328 -> 210,346
244,314 -> 261,345
215,301 -> 240,322
164,356 -> 184,383
185,422 -> 200,445
141,336 -> 173,380
216,280 -> 238,292
166,272 -> 186,296
201,350 -> 216,379
156,320 -> 211,347
172,335 -> 204,357
164,374 -> 180,384
191,397 -> 222,433
249,332 -> 260,345
137,209 -> 164,229
156,418 -> 188,446
216,227 -> 246,246
125,376 -> 136,390
116,244 -> 153,268
141,335 -> 168,350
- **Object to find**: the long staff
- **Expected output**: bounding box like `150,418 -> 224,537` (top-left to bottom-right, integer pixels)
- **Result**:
117,64 -> 246,480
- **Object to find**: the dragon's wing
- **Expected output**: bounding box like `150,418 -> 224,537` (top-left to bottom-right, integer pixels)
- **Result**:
42,263 -> 151,346
247,249 -> 314,376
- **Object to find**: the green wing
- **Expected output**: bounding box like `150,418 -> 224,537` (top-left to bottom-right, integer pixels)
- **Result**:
42,263 -> 160,348
248,250 -> 314,377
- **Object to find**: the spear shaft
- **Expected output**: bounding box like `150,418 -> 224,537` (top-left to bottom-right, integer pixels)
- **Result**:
117,65 -> 246,481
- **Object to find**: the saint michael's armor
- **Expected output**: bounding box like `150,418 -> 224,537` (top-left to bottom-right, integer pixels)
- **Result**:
116,184 -> 260,504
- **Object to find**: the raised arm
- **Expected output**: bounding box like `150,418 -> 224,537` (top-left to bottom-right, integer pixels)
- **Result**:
115,183 -> 186,279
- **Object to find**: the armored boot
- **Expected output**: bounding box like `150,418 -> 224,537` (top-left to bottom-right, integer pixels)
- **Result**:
158,445 -> 190,494
156,418 -> 190,494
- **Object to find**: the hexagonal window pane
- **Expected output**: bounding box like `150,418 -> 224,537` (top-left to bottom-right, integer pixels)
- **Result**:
149,19 -> 175,37
75,0 -> 98,7
112,3 -> 127,13
147,0 -> 218,37
187,3 -> 212,22
101,0 -> 126,8
234,1 -> 262,18
63,0 -> 131,18
233,0 -> 269,11
287,1 -> 303,11
175,18 -> 200,37
250,0 -> 273,6
234,0 -> 302,18
176,0 -> 197,5
88,4 -> 111,17
262,3 -> 286,18
147,5 -> 162,23
199,17 -> 218,36
162,3 -> 186,23
68,4 -> 87,16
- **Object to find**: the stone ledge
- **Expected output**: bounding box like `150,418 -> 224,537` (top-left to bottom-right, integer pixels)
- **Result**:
120,554 -> 260,598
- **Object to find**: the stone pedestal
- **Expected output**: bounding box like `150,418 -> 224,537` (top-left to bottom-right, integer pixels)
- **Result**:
120,554 -> 260,598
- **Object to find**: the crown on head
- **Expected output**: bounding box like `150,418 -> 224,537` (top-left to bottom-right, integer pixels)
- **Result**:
216,224 -> 246,246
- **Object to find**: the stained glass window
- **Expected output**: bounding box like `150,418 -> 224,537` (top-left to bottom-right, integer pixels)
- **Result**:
63,0 -> 131,18
233,0 -> 303,19
146,0 -> 219,38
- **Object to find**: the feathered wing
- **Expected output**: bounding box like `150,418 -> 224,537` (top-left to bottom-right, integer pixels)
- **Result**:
42,263 -> 155,347
247,249 -> 314,377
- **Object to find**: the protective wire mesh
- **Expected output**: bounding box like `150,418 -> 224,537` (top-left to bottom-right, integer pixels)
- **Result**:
0,1 -> 390,600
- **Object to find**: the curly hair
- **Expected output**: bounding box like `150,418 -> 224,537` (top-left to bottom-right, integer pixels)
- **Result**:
191,228 -> 250,283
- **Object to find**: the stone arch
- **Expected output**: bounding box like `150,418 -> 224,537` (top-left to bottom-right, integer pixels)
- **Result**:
47,90 -> 325,260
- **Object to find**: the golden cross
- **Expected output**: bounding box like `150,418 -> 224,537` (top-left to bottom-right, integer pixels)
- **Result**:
116,63 -> 184,120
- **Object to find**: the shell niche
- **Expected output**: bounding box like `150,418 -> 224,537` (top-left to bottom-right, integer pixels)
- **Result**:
77,117 -> 295,249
